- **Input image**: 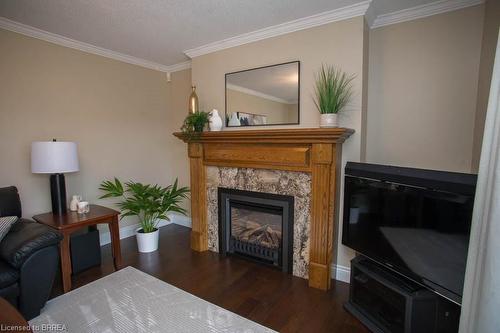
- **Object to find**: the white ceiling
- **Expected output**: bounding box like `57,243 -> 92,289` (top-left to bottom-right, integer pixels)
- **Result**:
371,0 -> 437,17
0,0 -> 466,68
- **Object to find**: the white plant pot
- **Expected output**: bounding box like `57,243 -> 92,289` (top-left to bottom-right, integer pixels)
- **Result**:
136,228 -> 159,253
320,114 -> 339,128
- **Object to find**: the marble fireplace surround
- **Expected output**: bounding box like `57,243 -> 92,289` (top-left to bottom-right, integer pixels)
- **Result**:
174,128 -> 353,290
206,167 -> 311,278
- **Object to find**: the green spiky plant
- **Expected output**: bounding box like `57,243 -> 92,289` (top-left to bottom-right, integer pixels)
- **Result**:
99,178 -> 189,233
181,111 -> 210,141
313,65 -> 355,114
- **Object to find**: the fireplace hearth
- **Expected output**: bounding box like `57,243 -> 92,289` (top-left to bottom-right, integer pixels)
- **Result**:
218,188 -> 294,273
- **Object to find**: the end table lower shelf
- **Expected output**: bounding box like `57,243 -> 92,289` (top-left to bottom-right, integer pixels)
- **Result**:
33,204 -> 122,293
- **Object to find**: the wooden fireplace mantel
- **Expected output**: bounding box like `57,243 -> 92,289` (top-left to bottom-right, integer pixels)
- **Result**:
174,128 -> 354,290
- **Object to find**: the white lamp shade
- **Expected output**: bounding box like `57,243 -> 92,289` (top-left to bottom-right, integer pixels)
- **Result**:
31,141 -> 79,174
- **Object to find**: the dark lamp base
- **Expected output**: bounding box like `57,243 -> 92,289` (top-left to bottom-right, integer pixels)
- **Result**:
50,173 -> 67,215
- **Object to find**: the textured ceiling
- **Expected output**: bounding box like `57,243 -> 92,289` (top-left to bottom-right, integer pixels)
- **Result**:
372,0 -> 437,16
0,0 -> 440,67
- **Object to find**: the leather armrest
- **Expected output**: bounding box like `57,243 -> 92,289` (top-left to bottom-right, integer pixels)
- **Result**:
0,219 -> 62,269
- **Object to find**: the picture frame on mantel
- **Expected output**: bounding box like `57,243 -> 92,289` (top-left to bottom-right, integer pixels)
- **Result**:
225,61 -> 301,127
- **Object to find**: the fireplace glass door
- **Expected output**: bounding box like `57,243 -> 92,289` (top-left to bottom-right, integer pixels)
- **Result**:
218,188 -> 294,273
230,202 -> 283,265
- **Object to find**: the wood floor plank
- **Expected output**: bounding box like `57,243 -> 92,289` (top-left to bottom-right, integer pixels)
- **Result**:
51,225 -> 369,333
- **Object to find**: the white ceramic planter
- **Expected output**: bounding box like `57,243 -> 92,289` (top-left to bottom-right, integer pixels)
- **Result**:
320,114 -> 339,128
136,228 -> 159,253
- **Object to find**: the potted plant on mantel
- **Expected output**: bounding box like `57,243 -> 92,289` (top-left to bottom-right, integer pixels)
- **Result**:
181,110 -> 210,140
99,178 -> 189,253
314,64 -> 355,128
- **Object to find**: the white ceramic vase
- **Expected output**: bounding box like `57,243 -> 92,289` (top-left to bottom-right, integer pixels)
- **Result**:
209,109 -> 223,131
320,114 -> 339,128
70,195 -> 80,212
228,112 -> 241,126
136,228 -> 159,253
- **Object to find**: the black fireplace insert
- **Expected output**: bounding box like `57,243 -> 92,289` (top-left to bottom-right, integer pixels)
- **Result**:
218,188 -> 294,273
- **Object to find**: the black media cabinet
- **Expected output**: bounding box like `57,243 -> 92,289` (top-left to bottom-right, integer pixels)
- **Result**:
345,256 -> 461,333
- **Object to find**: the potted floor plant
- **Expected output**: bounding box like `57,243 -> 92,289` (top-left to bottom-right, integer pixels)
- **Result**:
99,178 -> 189,253
314,65 -> 355,128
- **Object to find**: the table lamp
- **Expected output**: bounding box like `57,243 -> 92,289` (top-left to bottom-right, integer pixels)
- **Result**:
31,140 -> 79,214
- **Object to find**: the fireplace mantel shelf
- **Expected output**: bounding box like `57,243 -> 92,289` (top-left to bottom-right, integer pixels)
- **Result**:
174,127 -> 354,291
174,127 -> 354,144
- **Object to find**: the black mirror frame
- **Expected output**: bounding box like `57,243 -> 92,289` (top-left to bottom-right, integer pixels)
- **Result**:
225,60 -> 300,127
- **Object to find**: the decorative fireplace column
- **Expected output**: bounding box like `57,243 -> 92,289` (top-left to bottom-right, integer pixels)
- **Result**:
174,128 -> 353,290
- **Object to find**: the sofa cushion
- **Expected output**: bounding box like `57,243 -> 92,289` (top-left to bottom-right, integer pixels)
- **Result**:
0,187 -> 22,218
0,219 -> 62,269
0,216 -> 18,243
0,260 -> 19,288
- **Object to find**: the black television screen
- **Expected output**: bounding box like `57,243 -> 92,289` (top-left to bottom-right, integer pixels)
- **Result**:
342,162 -> 477,305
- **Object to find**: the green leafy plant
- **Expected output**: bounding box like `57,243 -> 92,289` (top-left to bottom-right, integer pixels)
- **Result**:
313,65 -> 355,114
99,178 -> 189,233
181,111 -> 210,140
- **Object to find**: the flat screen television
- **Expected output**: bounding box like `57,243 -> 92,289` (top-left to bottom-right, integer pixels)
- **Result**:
342,162 -> 477,305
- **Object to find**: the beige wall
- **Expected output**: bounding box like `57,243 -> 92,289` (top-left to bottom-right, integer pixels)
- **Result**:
0,5 -> 487,274
226,88 -> 297,124
190,8 -> 487,269
366,5 -> 484,173
192,17 -> 369,267
0,29 -> 191,229
472,0 -> 500,171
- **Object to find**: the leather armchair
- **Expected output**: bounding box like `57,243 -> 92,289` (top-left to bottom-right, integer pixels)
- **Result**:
0,186 -> 62,320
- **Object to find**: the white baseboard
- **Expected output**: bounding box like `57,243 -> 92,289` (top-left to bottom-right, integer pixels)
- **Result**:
331,264 -> 351,283
99,213 -> 192,246
169,214 -> 192,228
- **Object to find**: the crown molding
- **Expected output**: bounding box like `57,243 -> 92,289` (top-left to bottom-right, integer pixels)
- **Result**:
227,83 -> 296,104
0,16 -> 190,73
184,0 -> 371,58
371,0 -> 484,29
1,0 -> 482,71
363,2 -> 377,28
165,60 -> 191,72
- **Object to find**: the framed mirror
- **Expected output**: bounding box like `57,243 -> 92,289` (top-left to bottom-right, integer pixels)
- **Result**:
225,61 -> 300,127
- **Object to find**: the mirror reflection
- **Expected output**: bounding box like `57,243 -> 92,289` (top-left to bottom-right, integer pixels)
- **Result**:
225,61 -> 300,127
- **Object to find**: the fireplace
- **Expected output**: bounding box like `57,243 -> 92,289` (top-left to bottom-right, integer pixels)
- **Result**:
174,128 -> 354,290
218,188 -> 294,273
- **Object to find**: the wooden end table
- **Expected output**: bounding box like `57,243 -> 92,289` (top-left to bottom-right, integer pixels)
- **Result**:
33,204 -> 122,293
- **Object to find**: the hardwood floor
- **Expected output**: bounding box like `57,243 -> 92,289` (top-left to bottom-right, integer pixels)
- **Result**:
51,224 -> 369,333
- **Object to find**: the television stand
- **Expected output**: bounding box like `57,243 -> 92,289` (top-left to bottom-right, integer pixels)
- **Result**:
345,256 -> 461,333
